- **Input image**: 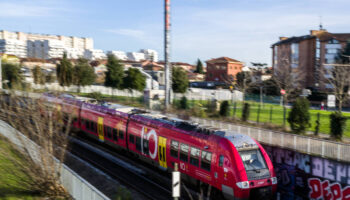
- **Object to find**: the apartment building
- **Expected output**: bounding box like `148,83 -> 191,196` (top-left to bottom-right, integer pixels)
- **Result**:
127,52 -> 146,61
205,57 -> 244,82
107,51 -> 128,60
272,28 -> 350,89
0,39 -> 27,58
84,49 -> 107,60
0,30 -> 93,59
140,49 -> 159,62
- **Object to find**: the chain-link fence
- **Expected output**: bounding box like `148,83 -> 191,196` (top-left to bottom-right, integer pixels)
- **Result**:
191,117 -> 350,162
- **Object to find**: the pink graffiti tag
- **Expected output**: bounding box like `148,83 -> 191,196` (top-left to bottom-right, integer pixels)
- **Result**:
308,178 -> 350,200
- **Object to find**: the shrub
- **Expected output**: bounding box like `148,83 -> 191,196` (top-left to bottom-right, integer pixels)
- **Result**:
88,92 -> 103,101
179,96 -> 189,109
206,99 -> 218,113
287,98 -> 311,134
330,112 -> 347,140
191,103 -> 207,118
219,101 -> 230,117
242,103 -> 250,121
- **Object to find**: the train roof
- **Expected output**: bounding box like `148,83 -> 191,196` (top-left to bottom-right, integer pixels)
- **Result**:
47,93 -> 258,146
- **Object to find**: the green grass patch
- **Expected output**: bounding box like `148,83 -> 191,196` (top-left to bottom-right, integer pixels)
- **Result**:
0,138 -> 41,200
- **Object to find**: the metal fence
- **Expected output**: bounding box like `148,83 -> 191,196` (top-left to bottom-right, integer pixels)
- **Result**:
190,117 -> 350,162
0,119 -> 110,200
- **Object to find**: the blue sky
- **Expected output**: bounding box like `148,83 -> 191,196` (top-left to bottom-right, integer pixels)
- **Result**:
1,0 -> 350,65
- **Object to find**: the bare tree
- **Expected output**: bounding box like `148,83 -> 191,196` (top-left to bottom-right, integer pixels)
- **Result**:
273,54 -> 305,105
0,92 -> 72,199
221,72 -> 251,102
321,56 -> 350,111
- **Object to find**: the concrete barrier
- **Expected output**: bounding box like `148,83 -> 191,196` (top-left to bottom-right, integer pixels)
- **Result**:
0,119 -> 110,200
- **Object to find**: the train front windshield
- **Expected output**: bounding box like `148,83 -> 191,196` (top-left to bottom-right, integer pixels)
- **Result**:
239,149 -> 267,171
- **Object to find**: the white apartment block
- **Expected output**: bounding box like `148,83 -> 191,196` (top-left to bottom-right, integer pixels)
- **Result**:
84,49 -> 107,60
0,30 -> 93,59
140,49 -> 159,62
0,39 -> 27,58
107,51 -> 128,60
127,52 -> 146,61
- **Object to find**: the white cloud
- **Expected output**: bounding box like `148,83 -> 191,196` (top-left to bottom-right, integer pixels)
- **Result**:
105,29 -> 145,39
0,1 -> 72,17
171,5 -> 350,64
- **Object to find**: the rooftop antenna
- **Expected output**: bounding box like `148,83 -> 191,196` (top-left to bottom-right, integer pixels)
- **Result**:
319,16 -> 323,30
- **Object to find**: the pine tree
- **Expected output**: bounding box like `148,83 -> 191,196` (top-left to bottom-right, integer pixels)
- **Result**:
172,67 -> 189,93
73,58 -> 96,91
32,66 -> 45,84
2,62 -> 22,89
287,98 -> 311,134
123,68 -> 146,92
105,54 -> 124,89
56,53 -> 73,86
195,59 -> 204,74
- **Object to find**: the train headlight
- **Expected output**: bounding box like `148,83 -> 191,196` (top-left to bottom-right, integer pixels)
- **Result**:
271,177 -> 277,184
236,181 -> 249,189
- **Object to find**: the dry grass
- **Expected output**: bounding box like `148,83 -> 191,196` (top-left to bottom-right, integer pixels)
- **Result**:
0,92 -> 72,199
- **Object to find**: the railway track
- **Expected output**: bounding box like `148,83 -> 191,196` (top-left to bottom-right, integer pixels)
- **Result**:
69,136 -> 174,200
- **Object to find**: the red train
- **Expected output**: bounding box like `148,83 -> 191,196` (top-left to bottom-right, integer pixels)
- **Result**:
42,93 -> 277,199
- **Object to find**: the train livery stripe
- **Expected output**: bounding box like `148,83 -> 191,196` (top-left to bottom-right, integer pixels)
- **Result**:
97,117 -> 104,141
158,136 -> 167,168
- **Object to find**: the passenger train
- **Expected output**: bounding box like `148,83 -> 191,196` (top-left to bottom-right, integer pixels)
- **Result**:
41,93 -> 277,200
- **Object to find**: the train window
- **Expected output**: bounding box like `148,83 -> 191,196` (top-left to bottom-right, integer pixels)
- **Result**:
106,126 -> 112,139
89,121 -> 93,131
219,155 -> 224,167
180,143 -> 189,162
136,136 -> 141,152
170,140 -> 179,158
129,134 -> 135,144
143,140 -> 149,155
190,147 -> 200,167
201,151 -> 212,171
93,122 -> 96,132
119,130 -> 124,140
113,129 -> 118,141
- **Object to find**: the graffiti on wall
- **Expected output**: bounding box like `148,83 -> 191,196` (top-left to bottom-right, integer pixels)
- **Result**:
263,145 -> 350,199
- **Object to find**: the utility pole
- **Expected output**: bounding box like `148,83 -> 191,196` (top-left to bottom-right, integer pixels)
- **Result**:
164,0 -> 171,109
0,54 -> 2,90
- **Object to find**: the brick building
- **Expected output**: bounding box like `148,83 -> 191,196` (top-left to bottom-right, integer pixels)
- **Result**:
272,29 -> 350,90
205,57 -> 244,82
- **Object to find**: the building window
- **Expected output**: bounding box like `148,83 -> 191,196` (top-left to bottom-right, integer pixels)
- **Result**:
291,43 -> 299,68
326,48 -> 339,54
328,39 -> 339,44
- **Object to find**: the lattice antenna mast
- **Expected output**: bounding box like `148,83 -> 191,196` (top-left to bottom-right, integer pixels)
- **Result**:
164,0 -> 172,109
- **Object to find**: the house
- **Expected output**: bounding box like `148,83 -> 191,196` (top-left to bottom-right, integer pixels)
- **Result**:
271,28 -> 350,90
205,57 -> 244,83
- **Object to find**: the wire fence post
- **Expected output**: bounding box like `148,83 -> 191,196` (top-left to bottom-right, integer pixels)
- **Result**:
269,106 -> 273,123
257,104 -> 261,124
233,102 -> 237,118
315,112 -> 320,136
283,106 -> 286,128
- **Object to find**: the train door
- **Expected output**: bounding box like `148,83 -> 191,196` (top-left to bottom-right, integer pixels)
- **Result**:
97,117 -> 104,141
215,154 -> 227,189
158,136 -> 167,169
